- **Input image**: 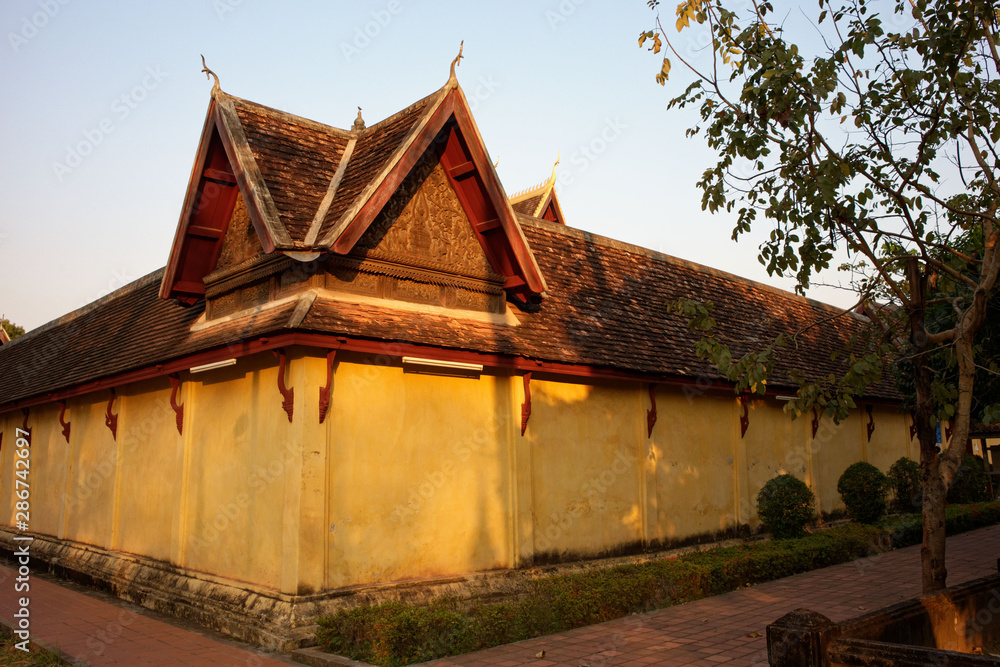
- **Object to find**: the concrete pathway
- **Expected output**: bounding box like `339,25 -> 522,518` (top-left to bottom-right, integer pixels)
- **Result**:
1,526 -> 998,666
424,525 -> 1000,666
0,562 -> 294,666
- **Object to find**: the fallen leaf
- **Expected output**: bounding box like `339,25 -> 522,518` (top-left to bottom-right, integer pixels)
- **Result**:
535,650 -> 545,659
857,606 -> 867,611
746,631 -> 762,638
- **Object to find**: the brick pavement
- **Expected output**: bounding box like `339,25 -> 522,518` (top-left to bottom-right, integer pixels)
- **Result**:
0,561 -> 294,666
1,526 -> 998,666
424,525 -> 1000,666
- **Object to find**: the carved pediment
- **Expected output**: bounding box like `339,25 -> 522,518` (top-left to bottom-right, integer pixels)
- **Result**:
216,195 -> 264,271
352,152 -> 504,283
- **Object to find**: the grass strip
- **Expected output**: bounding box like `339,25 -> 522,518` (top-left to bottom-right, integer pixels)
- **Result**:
0,626 -> 67,667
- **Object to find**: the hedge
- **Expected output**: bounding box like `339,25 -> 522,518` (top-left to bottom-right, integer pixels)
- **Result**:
316,501 -> 1000,667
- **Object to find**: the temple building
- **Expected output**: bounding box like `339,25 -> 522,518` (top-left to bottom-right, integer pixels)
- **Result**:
0,61 -> 921,648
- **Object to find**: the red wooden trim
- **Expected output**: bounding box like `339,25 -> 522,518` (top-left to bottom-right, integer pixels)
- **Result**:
909,411 -> 918,440
646,383 -> 658,438
739,394 -> 750,438
57,400 -> 71,443
273,349 -> 294,422
866,405 -> 876,442
0,331 -> 907,417
105,389 -> 118,440
451,93 -> 546,294
811,408 -> 820,439
332,95 -> 457,254
318,349 -> 338,424
161,100 -> 219,299
168,374 -> 184,435
213,102 -> 278,253
520,372 -> 532,436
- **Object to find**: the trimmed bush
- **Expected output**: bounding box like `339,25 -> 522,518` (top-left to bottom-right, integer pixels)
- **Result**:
837,462 -> 888,524
887,457 -> 921,514
948,454 -> 990,504
756,474 -> 816,539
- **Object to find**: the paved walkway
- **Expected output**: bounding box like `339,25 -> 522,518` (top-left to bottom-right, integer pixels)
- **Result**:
1,526 -> 998,666
425,525 -> 1000,666
0,561 -> 294,666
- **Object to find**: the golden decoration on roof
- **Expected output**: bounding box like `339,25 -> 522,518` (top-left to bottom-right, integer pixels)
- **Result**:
200,54 -> 221,95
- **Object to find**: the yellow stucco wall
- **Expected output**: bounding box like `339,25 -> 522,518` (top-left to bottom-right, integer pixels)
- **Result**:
114,378 -> 185,563
649,387 -> 739,543
12,404 -> 68,539
325,359 -> 514,588
0,349 -> 922,595
183,356 -> 293,590
62,396 -> 118,549
866,407 -> 914,472
527,379 -> 644,559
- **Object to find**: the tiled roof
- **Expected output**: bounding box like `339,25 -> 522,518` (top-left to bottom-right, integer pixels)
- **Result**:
317,94 -> 438,240
511,194 -> 544,217
0,271 -> 298,406
232,99 -> 351,243
0,218 -> 899,407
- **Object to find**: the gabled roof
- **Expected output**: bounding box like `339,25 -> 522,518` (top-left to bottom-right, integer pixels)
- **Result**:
0,217 -> 902,409
161,74 -> 548,303
509,157 -> 566,225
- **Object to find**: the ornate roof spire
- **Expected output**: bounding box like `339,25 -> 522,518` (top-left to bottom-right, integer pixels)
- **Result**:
200,54 -> 221,96
352,107 -> 366,131
448,41 -> 464,85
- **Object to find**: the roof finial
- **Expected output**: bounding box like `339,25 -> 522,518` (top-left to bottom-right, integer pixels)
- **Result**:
200,54 -> 221,95
353,106 -> 366,131
449,41 -> 464,83
549,151 -> 561,185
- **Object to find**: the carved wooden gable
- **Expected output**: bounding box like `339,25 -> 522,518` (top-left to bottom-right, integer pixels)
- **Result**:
352,152 -> 503,284
215,195 -> 264,272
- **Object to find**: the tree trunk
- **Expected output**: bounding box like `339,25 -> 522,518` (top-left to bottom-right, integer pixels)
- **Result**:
907,258 -> 949,593
913,349 -> 948,592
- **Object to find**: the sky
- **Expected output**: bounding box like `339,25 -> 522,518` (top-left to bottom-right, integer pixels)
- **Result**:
0,0 -> 862,332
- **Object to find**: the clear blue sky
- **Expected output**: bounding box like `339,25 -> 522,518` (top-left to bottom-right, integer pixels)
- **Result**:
0,0 -> 856,331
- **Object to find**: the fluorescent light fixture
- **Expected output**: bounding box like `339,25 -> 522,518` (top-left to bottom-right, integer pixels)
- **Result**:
402,356 -> 483,373
189,358 -> 237,374
775,395 -> 798,401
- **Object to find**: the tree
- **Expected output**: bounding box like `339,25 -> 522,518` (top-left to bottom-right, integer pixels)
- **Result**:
641,0 -> 1000,592
0,318 -> 25,340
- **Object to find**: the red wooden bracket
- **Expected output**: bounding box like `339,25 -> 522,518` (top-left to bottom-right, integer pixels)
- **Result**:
909,411 -> 918,440
739,394 -> 750,438
105,389 -> 118,440
520,372 -> 532,436
811,408 -> 820,439
865,405 -> 876,442
168,374 -> 184,435
21,408 -> 31,439
646,384 -> 658,438
318,350 -> 338,424
273,349 -> 294,422
57,400 -> 71,443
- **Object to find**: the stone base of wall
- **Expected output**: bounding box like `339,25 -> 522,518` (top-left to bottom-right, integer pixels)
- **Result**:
2,528 -> 764,651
